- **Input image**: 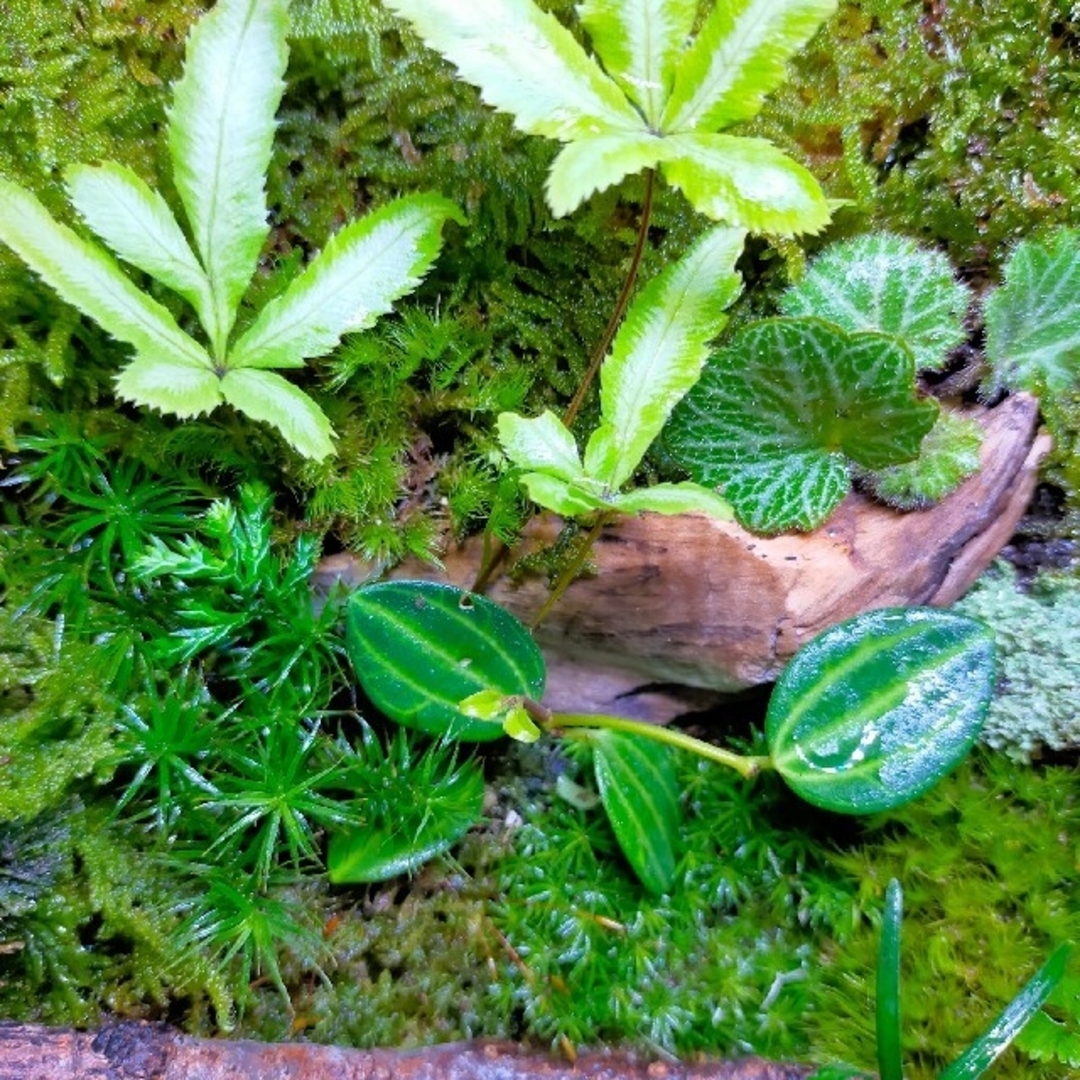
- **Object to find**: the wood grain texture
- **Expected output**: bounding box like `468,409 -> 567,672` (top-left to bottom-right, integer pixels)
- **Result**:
0,1023 -> 814,1080
318,395 -> 1046,716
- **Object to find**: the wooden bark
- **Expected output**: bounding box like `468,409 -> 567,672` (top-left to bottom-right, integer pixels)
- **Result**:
317,395 -> 1047,718
0,1023 -> 815,1080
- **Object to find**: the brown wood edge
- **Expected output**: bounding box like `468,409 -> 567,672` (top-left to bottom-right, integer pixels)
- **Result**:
0,1021 -> 819,1080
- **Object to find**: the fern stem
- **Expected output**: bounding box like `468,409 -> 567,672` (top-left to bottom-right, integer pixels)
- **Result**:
562,168 -> 656,430
529,513 -> 607,629
473,170 -> 656,598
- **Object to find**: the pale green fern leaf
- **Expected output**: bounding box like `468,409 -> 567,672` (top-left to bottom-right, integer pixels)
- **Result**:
168,0 -> 290,358
578,0 -> 697,127
613,481 -> 733,517
228,194 -> 463,371
518,473 -> 608,516
0,178 -> 213,372
381,0 -> 642,141
583,225 -> 745,489
114,355 -> 224,419
660,0 -> 838,133
497,410 -> 586,482
65,162 -> 214,329
659,133 -> 831,235
546,131 -> 665,219
219,368 -> 335,461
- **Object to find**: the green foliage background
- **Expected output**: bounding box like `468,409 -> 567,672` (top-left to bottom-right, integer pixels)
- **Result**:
1,0 -> 1080,1073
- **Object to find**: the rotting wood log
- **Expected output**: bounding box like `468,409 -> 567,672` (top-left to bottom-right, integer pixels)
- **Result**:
316,394 -> 1048,719
0,1022 -> 816,1080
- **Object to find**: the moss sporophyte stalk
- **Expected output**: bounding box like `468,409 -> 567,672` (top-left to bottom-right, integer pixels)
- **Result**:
0,0 -> 1078,1072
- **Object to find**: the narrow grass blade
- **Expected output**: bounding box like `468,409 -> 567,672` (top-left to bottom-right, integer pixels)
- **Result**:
876,879 -> 904,1080
940,944 -> 1073,1080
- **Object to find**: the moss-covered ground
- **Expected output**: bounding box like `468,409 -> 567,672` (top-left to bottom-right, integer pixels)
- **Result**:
2,1 -> 1080,1075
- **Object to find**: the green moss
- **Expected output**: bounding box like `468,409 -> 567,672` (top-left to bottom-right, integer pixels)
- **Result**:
754,0 -> 1080,271
0,611 -> 116,820
814,752 -> 1080,1078
954,562 -> 1080,761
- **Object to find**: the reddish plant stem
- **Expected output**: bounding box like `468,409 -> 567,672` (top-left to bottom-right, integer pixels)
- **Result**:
562,168 -> 656,430
471,169 -> 657,597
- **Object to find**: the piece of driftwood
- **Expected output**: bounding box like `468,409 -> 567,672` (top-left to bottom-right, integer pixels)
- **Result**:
317,395 -> 1048,718
0,1023 -> 815,1080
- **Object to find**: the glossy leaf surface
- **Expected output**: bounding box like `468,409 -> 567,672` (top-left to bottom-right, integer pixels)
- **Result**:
940,943 -> 1072,1079
589,729 -> 680,894
346,581 -> 545,741
665,318 -> 938,532
767,608 -> 995,814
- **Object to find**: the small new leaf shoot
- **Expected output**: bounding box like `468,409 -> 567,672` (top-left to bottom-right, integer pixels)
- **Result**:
499,226 -> 743,522
858,409 -> 983,510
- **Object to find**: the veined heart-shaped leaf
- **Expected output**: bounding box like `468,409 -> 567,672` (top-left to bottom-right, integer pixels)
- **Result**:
588,729 -> 680,894
346,581 -> 545,741
780,233 -> 970,372
664,318 -> 939,533
983,228 -> 1080,396
766,607 -> 995,815
858,409 -> 983,511
327,758 -> 484,884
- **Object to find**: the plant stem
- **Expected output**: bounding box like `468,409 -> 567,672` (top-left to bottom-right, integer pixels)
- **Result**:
561,168 -> 656,430
473,170 -> 656,597
529,513 -> 608,629
521,699 -> 772,780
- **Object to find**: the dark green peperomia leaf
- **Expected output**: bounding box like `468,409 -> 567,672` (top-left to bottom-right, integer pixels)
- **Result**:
346,581 -> 545,741
665,318 -> 939,533
767,607 -> 994,814
588,729 -> 680,895
780,232 -> 969,372
327,760 -> 485,884
983,228 -> 1080,396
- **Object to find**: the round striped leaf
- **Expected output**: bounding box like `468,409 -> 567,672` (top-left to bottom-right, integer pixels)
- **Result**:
767,608 -> 995,814
346,581 -> 545,741
590,729 -> 680,895
664,318 -> 939,533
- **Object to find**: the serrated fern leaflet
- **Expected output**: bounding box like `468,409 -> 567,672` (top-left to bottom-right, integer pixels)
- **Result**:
385,0 -> 836,233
